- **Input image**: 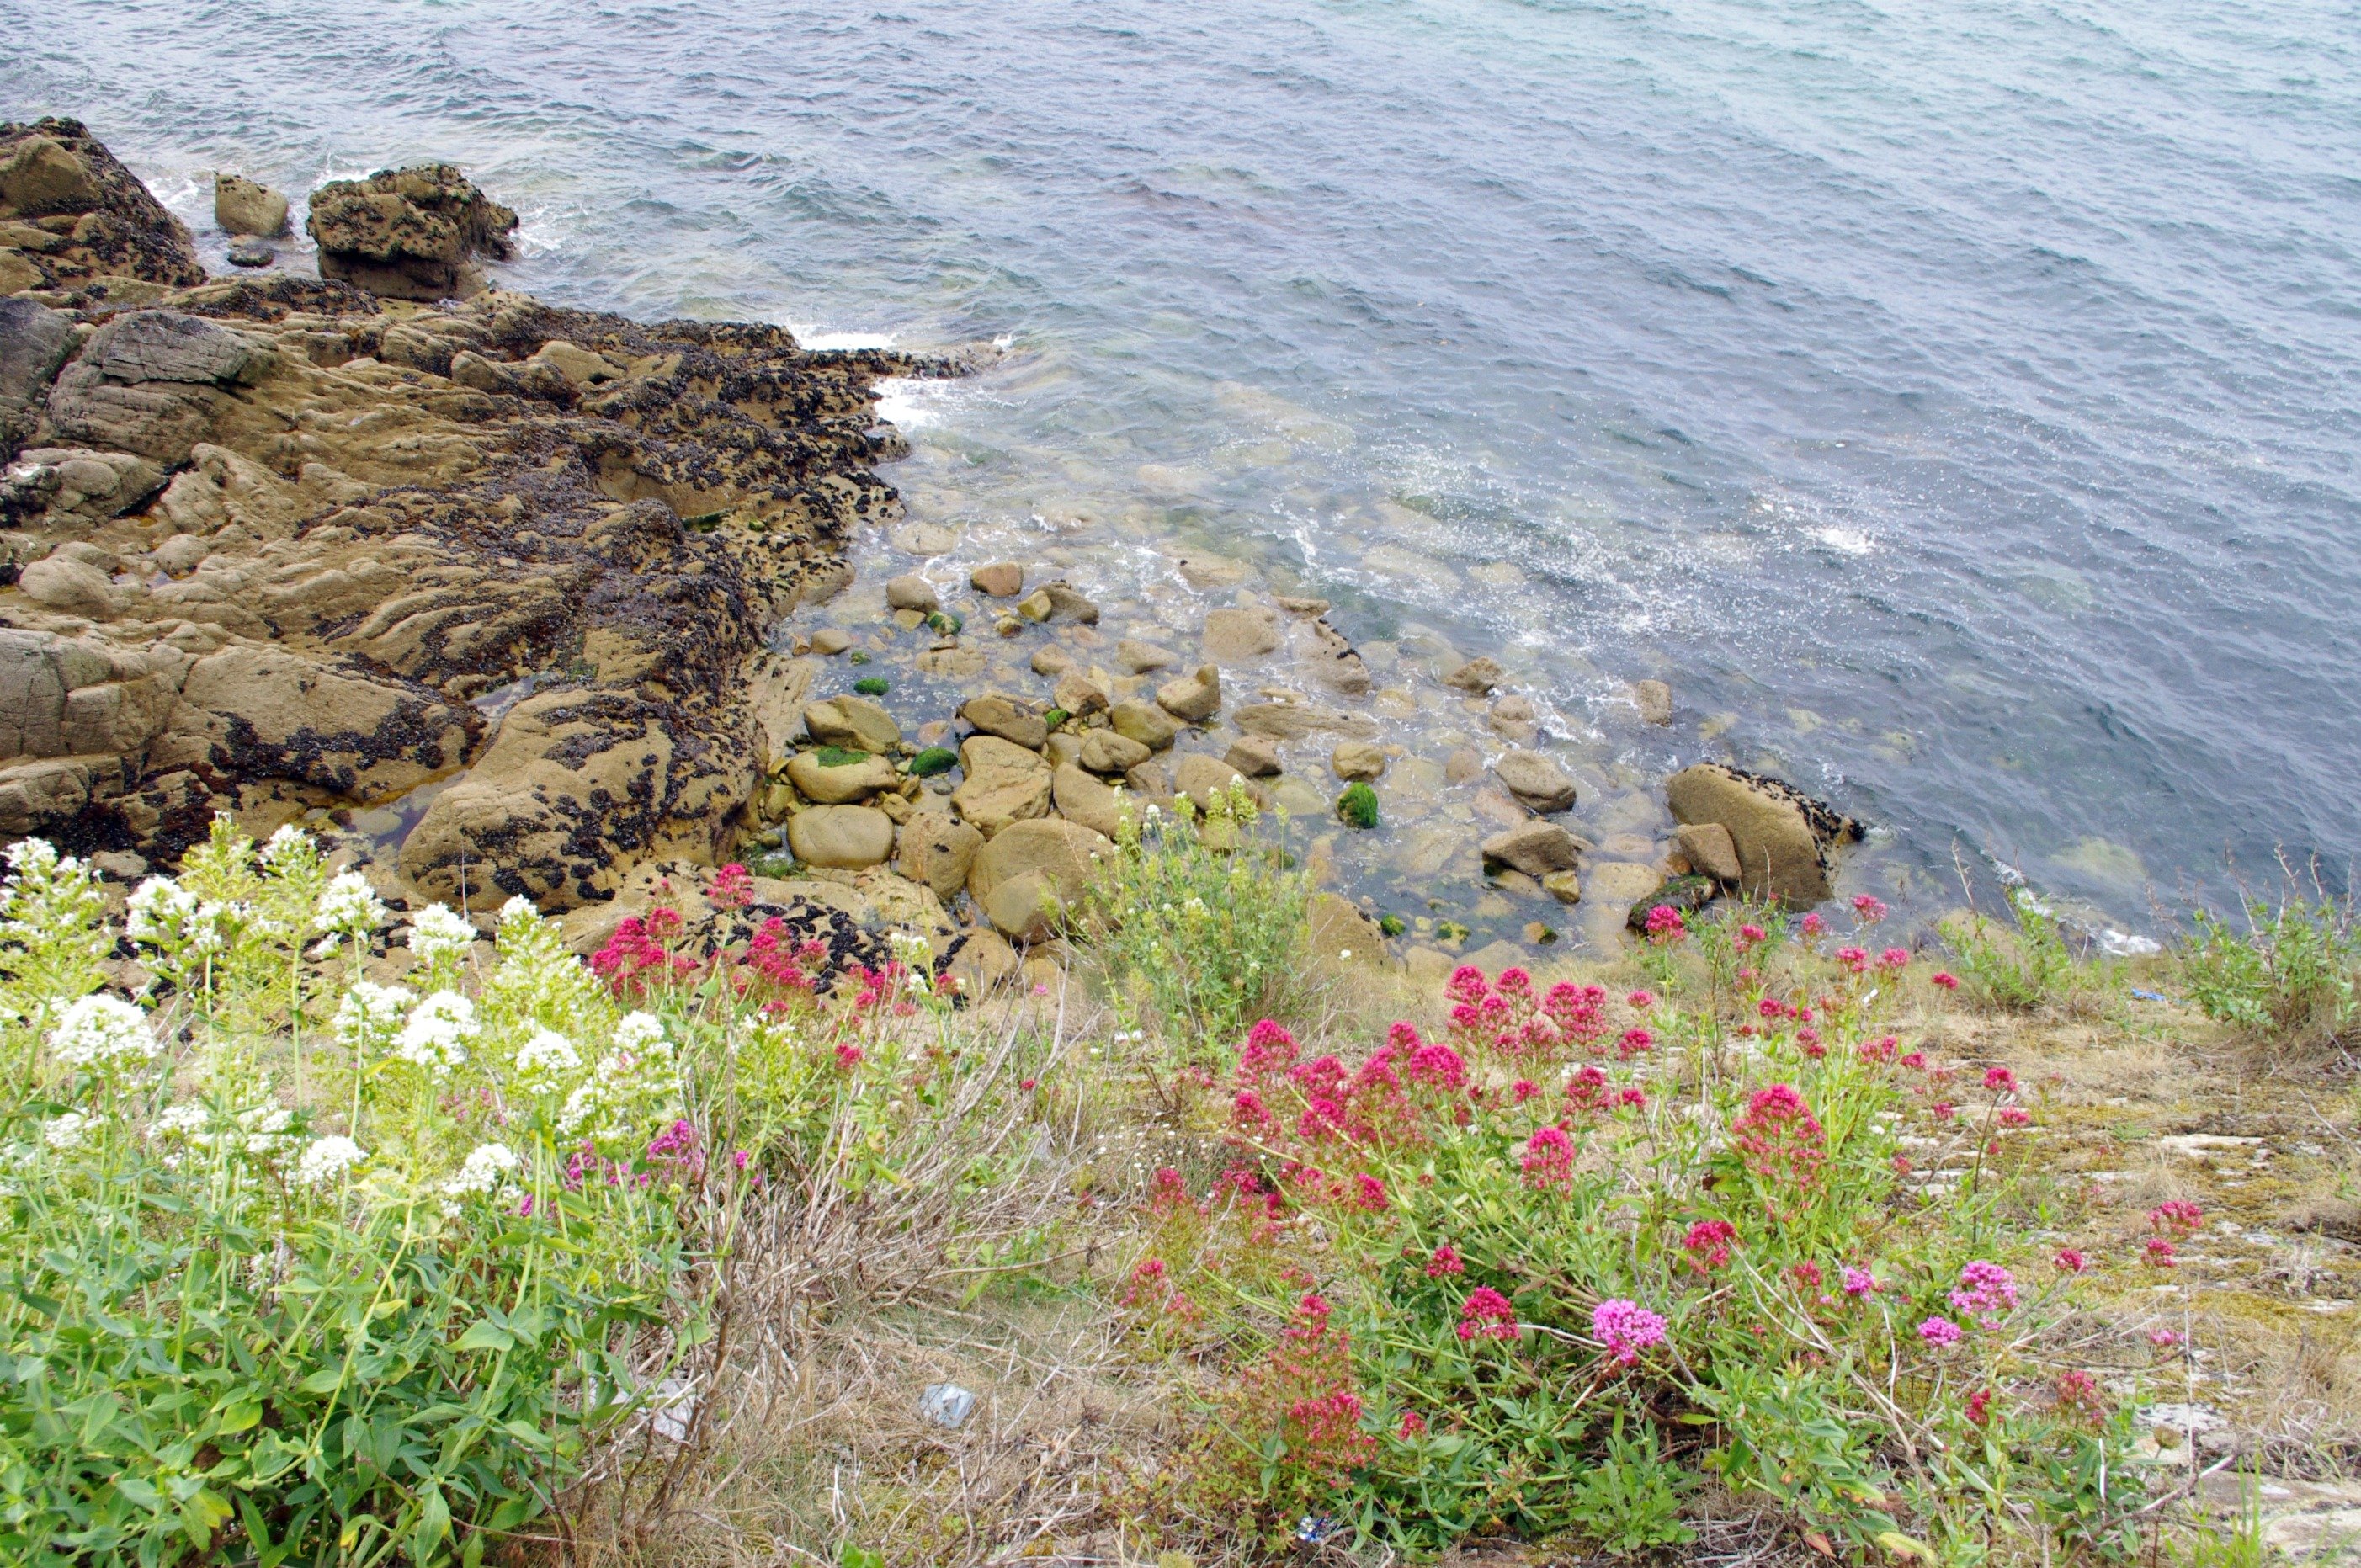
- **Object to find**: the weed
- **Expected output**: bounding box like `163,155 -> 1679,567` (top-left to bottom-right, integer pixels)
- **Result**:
2183,892 -> 2359,1055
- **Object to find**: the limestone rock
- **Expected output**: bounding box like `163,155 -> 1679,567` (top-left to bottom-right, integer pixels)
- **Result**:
1633,678 -> 1673,726
1331,741 -> 1385,781
527,338 -> 623,386
897,811 -> 983,898
1444,747 -> 1485,785
1029,646 -> 1075,678
1040,581 -> 1099,624
970,561 -> 1024,598
1124,758 -> 1174,800
168,641 -> 477,799
1,447 -> 166,531
306,162 -> 518,300
951,734 -> 1052,836
214,173 -> 290,237
1677,821 -> 1742,885
803,694 -> 901,754
809,629 -> 853,656
1542,869 -> 1581,904
1108,699 -> 1175,752
966,816 -> 1108,941
1481,821 -> 1580,878
1232,699 -> 1378,741
1225,736 -> 1281,777
1203,605 -> 1283,662
1304,616 -> 1371,695
937,925 -> 1018,998
43,310 -> 269,466
885,573 -> 939,612
1079,729 -> 1151,775
787,804 -> 896,869
1308,891 -> 1394,970
960,693 -> 1047,751
0,627 -> 177,762
1663,762 -> 1861,906
1495,749 -> 1577,814
226,238 -> 274,268
1444,656 -> 1503,695
1155,663 -> 1220,722
785,747 -> 897,804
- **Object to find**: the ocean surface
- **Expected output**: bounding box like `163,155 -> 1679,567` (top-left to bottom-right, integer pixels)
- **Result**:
9,0 -> 2359,934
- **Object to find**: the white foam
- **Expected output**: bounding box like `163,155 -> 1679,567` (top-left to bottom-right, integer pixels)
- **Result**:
1811,525 -> 1875,555
874,377 -> 949,429
794,325 -> 899,351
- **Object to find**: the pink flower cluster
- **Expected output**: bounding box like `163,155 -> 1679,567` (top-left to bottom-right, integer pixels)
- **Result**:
1457,1286 -> 1519,1342
1591,1298 -> 1667,1364
1683,1219 -> 1737,1275
1520,1125 -> 1576,1192
1445,967 -> 1608,1060
1731,1083 -> 1828,1199
1948,1261 -> 2017,1328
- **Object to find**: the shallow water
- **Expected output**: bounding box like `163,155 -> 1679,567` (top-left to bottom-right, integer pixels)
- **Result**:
11,0 -> 2359,935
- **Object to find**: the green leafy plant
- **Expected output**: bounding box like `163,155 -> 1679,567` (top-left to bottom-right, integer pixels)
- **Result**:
1564,1416 -> 1694,1553
1335,782 -> 1379,830
1947,885 -> 2081,1012
2183,893 -> 2359,1053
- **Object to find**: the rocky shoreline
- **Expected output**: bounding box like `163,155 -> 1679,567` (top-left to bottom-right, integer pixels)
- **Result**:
0,120 -> 1862,989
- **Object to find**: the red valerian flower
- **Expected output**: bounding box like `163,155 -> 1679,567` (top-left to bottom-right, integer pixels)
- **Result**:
1853,894 -> 1888,923
1445,965 -> 1491,1005
1878,946 -> 1912,970
2054,1248 -> 2087,1273
2144,1237 -> 2178,1268
1457,1286 -> 1519,1341
2148,1200 -> 2204,1235
1731,1084 -> 1828,1196
1425,1243 -> 1465,1278
1984,1066 -> 2018,1094
1683,1219 -> 1737,1273
1591,1298 -> 1667,1364
1931,970 -> 1961,991
1643,904 -> 1688,942
1521,1125 -> 1577,1191
1966,1388 -> 1995,1426
1397,1410 -> 1428,1438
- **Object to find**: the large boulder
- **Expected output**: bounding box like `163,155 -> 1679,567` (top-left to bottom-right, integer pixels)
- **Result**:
1480,821 -> 1581,878
785,804 -> 896,869
0,628 -> 177,763
951,734 -> 1052,836
967,816 -> 1107,942
802,694 -> 901,753
0,448 -> 166,530
960,692 -> 1046,751
1663,763 -> 1862,906
42,311 -> 270,465
785,747 -> 897,804
306,164 -> 519,300
896,811 -> 983,898
1155,663 -> 1220,722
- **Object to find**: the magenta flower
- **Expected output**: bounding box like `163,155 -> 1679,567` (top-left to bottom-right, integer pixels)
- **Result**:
1591,1298 -> 1667,1365
1918,1316 -> 1964,1347
1457,1286 -> 1519,1341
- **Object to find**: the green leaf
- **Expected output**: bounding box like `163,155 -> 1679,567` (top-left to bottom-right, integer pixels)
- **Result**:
180,1486 -> 233,1550
414,1485 -> 451,1562
452,1320 -> 514,1354
298,1366 -> 346,1395
215,1398 -> 263,1435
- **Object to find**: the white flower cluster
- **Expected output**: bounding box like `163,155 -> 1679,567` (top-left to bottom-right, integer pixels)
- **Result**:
42,1111 -> 98,1151
295,1135 -> 367,1188
558,1012 -> 675,1140
145,1099 -> 294,1164
314,870 -> 389,939
125,875 -> 227,961
6,839 -> 63,877
49,994 -> 160,1072
407,904 -> 478,967
392,991 -> 476,1078
512,1029 -> 582,1092
149,1103 -> 212,1141
261,824 -> 316,869
333,981 -> 415,1056
439,1141 -> 522,1215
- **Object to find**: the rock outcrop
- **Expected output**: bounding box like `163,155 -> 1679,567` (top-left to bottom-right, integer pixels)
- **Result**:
0,120 -> 206,298
0,124 -> 923,915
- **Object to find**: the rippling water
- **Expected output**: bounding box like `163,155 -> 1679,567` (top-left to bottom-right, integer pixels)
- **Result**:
11,0 -> 2359,931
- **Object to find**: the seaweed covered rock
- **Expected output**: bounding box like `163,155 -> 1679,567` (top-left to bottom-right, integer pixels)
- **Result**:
306,163 -> 520,300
